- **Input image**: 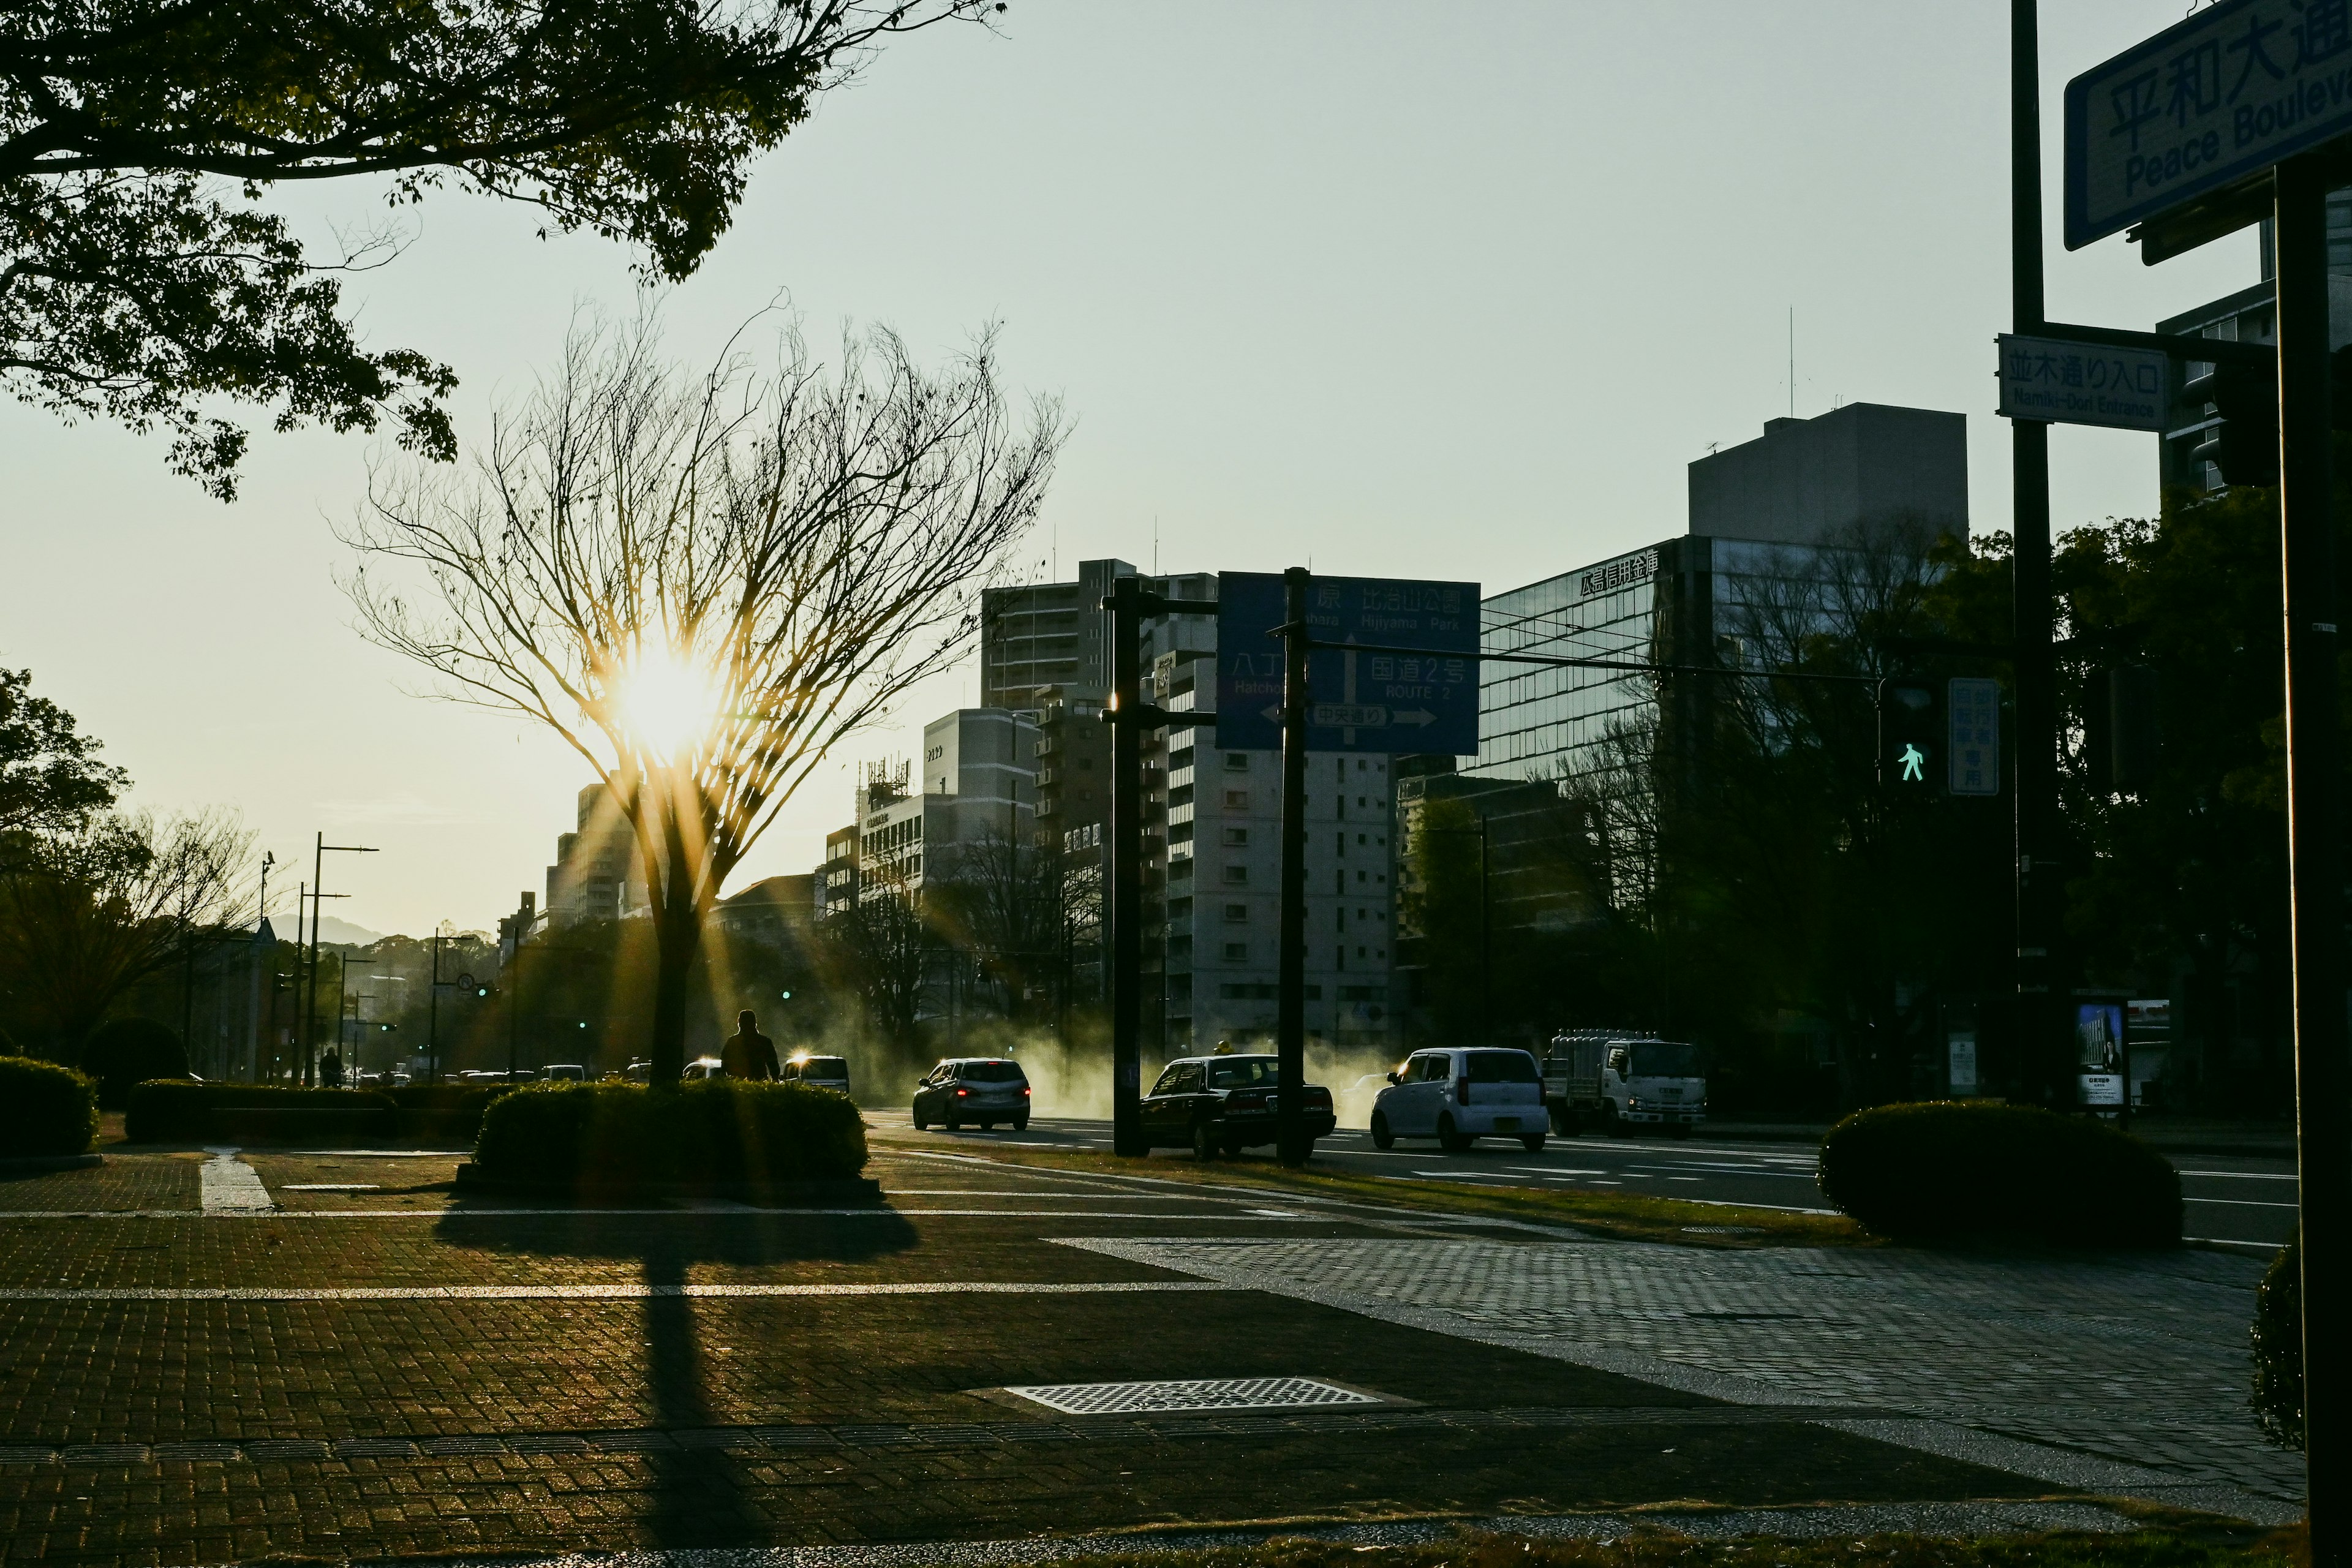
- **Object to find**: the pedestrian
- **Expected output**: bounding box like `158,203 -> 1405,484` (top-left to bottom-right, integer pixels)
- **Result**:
720,1009 -> 780,1081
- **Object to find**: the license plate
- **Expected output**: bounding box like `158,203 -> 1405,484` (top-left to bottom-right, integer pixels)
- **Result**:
1495,1116 -> 1520,1131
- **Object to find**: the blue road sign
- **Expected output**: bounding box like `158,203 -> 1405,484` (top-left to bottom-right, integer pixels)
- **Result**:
1215,572 -> 1481,755
2065,0 -> 2352,251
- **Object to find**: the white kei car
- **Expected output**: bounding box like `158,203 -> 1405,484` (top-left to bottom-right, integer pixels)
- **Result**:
1370,1047 -> 1548,1153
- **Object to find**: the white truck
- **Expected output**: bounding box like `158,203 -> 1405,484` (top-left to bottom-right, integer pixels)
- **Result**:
1540,1030 -> 1708,1136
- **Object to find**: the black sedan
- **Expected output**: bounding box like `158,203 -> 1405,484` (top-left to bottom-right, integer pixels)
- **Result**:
1140,1054 -> 1336,1159
912,1057 -> 1031,1131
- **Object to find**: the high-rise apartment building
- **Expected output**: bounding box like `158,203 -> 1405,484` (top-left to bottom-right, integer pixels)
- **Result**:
544,782 -> 647,924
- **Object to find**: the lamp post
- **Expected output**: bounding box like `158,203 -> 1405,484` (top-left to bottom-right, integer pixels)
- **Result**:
334,955 -> 376,1086
304,832 -> 379,1086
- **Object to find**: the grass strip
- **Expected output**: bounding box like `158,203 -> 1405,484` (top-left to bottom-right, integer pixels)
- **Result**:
1050,1525 -> 2302,1568
866,1129 -> 1870,1249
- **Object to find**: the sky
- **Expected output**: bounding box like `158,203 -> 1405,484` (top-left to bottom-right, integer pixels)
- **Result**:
0,1 -> 2269,940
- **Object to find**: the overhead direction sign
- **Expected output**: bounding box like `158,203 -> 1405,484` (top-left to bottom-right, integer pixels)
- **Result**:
1997,333 -> 2171,431
1216,572 -> 1480,755
2065,0 -> 2352,251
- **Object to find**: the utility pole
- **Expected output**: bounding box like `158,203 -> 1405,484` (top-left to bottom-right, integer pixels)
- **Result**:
305,832 -> 379,1087
1275,567 -> 1310,1167
2010,0 -> 2061,1102
2276,149 -> 2351,1568
428,927 -> 444,1086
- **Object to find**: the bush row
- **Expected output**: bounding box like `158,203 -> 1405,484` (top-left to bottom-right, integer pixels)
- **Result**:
473,1079 -> 866,1186
0,1057 -> 100,1158
1818,1101 -> 2181,1246
2252,1232 -> 2303,1450
124,1082 -> 396,1144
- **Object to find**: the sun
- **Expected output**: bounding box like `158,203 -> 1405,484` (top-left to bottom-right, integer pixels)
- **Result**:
612,647 -> 723,759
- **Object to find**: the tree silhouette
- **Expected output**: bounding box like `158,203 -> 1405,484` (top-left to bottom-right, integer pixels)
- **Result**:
345,314 -> 1060,1079
2,0 -> 996,496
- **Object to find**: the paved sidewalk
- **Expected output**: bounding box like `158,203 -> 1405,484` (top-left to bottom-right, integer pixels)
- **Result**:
1061,1235 -> 2301,1513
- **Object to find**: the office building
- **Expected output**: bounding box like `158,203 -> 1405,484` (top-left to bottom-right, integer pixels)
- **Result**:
851,709 -> 1039,899
543,782 -> 647,925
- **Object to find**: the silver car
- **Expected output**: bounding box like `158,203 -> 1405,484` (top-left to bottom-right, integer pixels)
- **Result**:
911,1058 -> 1031,1131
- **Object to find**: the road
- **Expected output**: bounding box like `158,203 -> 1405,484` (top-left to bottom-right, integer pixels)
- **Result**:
864,1112 -> 2299,1251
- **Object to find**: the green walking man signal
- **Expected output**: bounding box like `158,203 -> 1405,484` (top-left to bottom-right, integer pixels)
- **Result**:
1898,743 -> 1926,782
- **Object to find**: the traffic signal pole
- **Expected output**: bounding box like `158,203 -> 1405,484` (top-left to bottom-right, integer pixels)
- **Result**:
2275,151 -> 2350,1564
2010,0 -> 2063,1103
1107,575 -> 1147,1156
1275,568 -> 1311,1167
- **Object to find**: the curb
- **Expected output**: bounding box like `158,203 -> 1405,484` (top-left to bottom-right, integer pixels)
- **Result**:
0,1153 -> 103,1174
451,1164 -> 885,1206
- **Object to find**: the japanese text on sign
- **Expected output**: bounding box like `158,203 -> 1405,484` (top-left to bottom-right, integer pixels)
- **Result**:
1216,571 -> 1481,755
1996,334 -> 2171,432
1948,677 -> 2002,797
2066,0 -> 2352,249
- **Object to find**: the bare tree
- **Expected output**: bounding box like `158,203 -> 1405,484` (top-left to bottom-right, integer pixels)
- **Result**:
0,809 -> 256,1055
815,861 -> 932,1055
344,315 -> 1063,1076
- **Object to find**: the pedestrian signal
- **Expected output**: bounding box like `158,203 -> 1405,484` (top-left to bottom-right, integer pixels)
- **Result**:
1879,679 -> 1939,787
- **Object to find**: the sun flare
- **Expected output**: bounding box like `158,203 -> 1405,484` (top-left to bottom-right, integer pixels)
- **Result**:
612,649 -> 722,758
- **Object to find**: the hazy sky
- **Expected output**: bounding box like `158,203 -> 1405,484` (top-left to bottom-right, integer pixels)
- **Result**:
0,2 -> 2266,939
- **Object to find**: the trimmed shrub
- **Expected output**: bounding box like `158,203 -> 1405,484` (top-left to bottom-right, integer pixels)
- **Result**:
2252,1232 -> 2303,1449
386,1082 -> 511,1114
80,1018 -> 189,1110
1818,1100 -> 2181,1246
0,1056 -> 99,1158
473,1078 -> 867,1186
124,1081 -> 396,1144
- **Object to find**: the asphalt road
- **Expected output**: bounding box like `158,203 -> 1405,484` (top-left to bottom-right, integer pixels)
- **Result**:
864,1111 -> 2299,1251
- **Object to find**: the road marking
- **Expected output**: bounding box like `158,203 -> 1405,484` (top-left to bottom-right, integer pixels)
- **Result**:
197,1150 -> 273,1214
0,1281 -> 1240,1303
2178,1170 -> 2297,1181
2182,1197 -> 2299,1209
1511,1168 -> 1607,1176
281,1185 -> 380,1192
0,1208 -> 1327,1221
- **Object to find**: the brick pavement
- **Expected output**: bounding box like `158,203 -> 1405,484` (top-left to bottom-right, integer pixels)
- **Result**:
1060,1235 -> 2302,1505
0,1150 -> 2068,1565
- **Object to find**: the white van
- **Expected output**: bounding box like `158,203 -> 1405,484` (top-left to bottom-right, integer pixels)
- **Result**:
1370,1048 -> 1547,1153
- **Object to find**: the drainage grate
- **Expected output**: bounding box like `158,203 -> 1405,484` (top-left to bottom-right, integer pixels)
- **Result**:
1002,1376 -> 1382,1417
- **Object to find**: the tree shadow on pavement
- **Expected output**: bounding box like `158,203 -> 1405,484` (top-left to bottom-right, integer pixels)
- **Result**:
431,1202 -> 920,1548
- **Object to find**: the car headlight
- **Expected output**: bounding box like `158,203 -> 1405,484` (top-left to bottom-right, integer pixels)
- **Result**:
1627,1098 -> 1643,1110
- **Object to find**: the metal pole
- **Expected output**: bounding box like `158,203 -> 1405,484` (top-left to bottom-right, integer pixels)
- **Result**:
306,832 -> 323,1087
1276,567 -> 1310,1166
508,898 -> 525,1082
1479,813 -> 1491,1046
1107,575 -> 1145,1156
428,930 -> 442,1085
2010,0 -> 2061,1104
2275,151 -> 2350,1568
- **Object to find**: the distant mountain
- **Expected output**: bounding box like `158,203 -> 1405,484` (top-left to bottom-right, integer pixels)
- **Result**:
311,916 -> 388,947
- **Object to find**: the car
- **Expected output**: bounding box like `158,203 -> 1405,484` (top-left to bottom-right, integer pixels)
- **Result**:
540,1063 -> 587,1082
1371,1047 -> 1547,1153
681,1057 -> 725,1081
912,1058 -> 1030,1131
783,1054 -> 851,1096
1140,1053 -> 1336,1160
622,1059 -> 653,1082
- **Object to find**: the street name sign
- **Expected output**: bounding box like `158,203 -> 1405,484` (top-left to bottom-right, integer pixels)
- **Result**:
1948,677 -> 2002,797
1996,334 -> 2171,431
2065,0 -> 2352,250
1216,572 -> 1481,755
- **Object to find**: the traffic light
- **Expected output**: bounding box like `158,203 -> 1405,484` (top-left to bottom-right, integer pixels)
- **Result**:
1879,678 -> 1939,788
2180,361 -> 2278,486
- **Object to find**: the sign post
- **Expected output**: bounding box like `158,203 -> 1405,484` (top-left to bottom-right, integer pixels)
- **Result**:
2065,3 -> 2352,1547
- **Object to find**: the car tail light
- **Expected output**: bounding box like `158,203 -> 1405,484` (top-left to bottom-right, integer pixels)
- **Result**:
956,1088 -> 968,1097
1022,1086 -> 1032,1096
1457,1076 -> 1470,1106
1228,1093 -> 1264,1111
1306,1087 -> 1332,1107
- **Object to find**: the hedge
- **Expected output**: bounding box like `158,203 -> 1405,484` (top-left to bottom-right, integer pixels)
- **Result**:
386,1082 -> 511,1114
80,1018 -> 189,1110
0,1056 -> 99,1158
2252,1232 -> 2303,1449
125,1081 -> 396,1144
472,1078 -> 867,1187
1817,1101 -> 2181,1246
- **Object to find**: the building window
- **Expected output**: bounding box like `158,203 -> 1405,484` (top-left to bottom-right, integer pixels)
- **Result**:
1335,831 -> 1346,856
1225,753 -> 1250,771
1223,826 -> 1246,845
1223,903 -> 1249,922
1223,865 -> 1248,884
1223,941 -> 1248,961
1225,790 -> 1248,809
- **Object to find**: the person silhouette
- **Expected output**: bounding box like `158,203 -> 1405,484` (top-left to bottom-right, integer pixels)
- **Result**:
720,1009 -> 780,1081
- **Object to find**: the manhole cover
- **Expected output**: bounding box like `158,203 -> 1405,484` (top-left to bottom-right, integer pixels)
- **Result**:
1002,1377 -> 1381,1416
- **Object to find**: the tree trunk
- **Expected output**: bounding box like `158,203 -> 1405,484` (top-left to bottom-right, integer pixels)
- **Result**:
649,895 -> 699,1083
